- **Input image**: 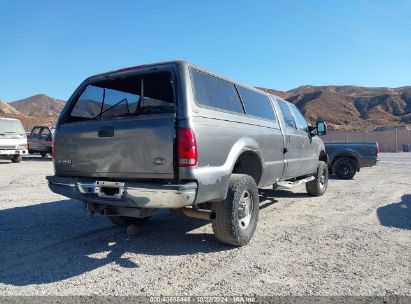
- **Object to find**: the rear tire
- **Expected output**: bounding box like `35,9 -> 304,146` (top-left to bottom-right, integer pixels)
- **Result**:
40,152 -> 47,158
333,157 -> 356,179
306,161 -> 328,196
211,174 -> 259,247
107,216 -> 150,227
11,155 -> 22,163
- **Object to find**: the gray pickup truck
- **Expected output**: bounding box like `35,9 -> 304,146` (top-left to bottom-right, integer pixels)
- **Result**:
47,61 -> 328,246
325,142 -> 379,179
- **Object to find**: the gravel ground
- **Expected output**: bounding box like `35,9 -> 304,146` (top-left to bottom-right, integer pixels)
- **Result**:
0,153 -> 410,296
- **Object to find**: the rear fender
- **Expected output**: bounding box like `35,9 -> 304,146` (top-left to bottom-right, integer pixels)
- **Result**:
190,137 -> 263,204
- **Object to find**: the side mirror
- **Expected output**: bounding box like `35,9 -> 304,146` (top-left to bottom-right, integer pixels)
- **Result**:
316,121 -> 327,136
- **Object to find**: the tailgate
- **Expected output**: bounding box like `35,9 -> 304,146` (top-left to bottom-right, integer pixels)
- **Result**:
55,114 -> 176,179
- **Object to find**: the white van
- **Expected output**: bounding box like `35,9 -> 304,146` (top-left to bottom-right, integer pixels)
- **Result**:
0,118 -> 28,163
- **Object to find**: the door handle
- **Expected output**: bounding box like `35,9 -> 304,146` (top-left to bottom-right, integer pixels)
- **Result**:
98,127 -> 114,137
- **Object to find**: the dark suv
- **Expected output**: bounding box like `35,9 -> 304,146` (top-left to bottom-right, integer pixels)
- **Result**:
28,126 -> 54,158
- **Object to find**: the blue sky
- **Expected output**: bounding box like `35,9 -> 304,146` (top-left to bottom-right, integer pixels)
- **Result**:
0,0 -> 410,102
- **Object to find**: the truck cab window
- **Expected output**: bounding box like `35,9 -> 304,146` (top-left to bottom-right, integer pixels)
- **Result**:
237,86 -> 277,122
291,106 -> 309,133
277,100 -> 296,129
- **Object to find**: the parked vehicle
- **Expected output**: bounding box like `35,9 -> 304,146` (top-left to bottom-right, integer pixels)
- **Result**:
325,142 -> 379,179
47,61 -> 328,246
0,117 -> 28,163
28,125 -> 54,158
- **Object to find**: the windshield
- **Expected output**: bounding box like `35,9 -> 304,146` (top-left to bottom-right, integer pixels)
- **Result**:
0,120 -> 25,134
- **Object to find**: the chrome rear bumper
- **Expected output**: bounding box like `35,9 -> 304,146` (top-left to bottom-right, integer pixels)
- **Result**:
46,176 -> 197,208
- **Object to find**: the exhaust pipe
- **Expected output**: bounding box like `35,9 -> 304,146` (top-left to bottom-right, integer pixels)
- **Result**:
173,208 -> 215,221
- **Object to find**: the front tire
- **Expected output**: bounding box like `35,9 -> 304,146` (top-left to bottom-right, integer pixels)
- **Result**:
107,216 -> 150,227
306,161 -> 328,196
211,174 -> 259,247
333,157 -> 356,179
11,155 -> 22,163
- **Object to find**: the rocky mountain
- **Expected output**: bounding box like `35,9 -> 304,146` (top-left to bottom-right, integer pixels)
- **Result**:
0,95 -> 64,131
10,94 -> 65,118
0,100 -> 21,115
259,85 -> 411,131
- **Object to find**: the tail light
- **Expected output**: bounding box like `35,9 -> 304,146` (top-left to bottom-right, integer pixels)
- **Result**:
376,142 -> 379,156
178,128 -> 198,167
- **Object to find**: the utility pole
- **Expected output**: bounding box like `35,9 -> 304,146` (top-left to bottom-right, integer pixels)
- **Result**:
377,129 -> 379,146
395,127 -> 398,152
362,120 -> 364,143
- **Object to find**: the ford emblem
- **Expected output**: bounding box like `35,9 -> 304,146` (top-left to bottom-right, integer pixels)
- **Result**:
153,157 -> 166,165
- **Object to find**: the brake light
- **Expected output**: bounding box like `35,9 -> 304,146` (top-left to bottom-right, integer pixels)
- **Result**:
178,128 -> 198,167
116,65 -> 146,72
376,142 -> 379,156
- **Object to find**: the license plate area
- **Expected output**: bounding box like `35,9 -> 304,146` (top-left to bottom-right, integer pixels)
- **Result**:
96,181 -> 125,199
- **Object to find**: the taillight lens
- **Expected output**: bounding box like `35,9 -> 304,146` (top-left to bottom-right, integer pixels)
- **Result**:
178,128 -> 198,167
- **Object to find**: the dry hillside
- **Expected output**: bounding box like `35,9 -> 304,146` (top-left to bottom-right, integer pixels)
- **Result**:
259,85 -> 411,131
0,95 -> 63,131
0,101 -> 20,115
10,94 -> 65,118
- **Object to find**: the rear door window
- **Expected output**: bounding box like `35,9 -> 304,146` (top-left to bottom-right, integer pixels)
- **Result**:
30,127 -> 41,139
67,71 -> 175,123
191,69 -> 244,114
40,128 -> 52,141
237,86 -> 276,121
277,100 -> 296,129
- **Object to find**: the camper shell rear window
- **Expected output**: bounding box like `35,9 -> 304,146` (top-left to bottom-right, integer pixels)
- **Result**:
64,71 -> 175,123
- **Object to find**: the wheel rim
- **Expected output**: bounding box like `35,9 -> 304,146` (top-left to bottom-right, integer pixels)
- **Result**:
338,163 -> 352,178
238,190 -> 253,230
319,168 -> 327,188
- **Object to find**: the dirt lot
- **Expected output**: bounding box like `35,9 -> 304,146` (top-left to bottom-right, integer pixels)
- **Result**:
0,153 -> 410,296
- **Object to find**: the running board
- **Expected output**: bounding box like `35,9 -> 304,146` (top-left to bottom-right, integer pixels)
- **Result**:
277,176 -> 315,189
